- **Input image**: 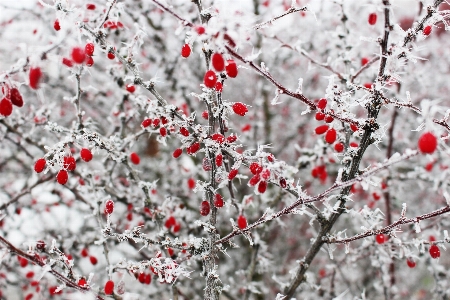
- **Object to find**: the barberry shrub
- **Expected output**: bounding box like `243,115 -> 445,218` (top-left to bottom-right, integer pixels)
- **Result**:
0,1 -> 450,299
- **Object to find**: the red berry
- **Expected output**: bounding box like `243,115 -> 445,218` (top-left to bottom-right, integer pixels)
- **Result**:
26,271 -> 34,279
228,169 -> 238,180
418,132 -> 437,154
181,44 -> 191,58
160,127 -> 167,137
361,57 -> 369,66
204,70 -> 217,88
214,194 -> 224,208
142,118 -> 152,128
54,19 -> 60,31
258,181 -> 267,193
71,47 -> 85,64
196,26 -> 205,35
126,84 -> 136,93
86,56 -> 94,67
104,199 -> 114,214
325,128 -> 337,144
215,82 -> 223,92
334,142 -> 344,152
250,162 -> 263,175
187,142 -> 200,155
372,192 -> 381,201
249,174 -> 261,186
165,216 -> 176,229
62,58 -> 73,67
350,142 -> 359,148
324,115 -> 334,123
89,256 -> 98,265
225,60 -> 238,78
425,162 -> 434,172
201,110 -> 209,120
406,259 -> 416,268
18,256 -> 28,267
173,223 -> 181,233
0,98 -> 12,116
279,177 -> 287,188
368,13 -> 377,25
226,135 -> 237,143
315,125 -> 329,135
57,170 -> 69,185
317,98 -> 327,109
350,123 -> 358,132
138,273 -> 146,284
36,240 -> 46,251
202,157 -> 212,171
429,244 -> 440,259
237,215 -> 247,229
130,152 -> 140,165
10,88 -> 23,107
212,53 -> 225,71
152,119 -> 160,127
85,43 -> 94,56
188,178 -> 195,189
80,148 -> 93,162
86,3 -> 96,10
173,148 -> 183,158
78,278 -> 87,287
63,156 -> 76,171
81,248 -> 89,257
104,280 -> 114,295
29,67 -> 42,90
423,25 -> 432,36
267,154 -> 274,162
211,133 -> 224,143
364,83 -> 372,89
107,52 -> 115,60
200,200 -> 210,216
145,274 -> 151,285
215,154 -> 223,167
376,234 -> 385,244
232,102 -> 248,116
315,112 -> 325,121
179,127 -> 189,136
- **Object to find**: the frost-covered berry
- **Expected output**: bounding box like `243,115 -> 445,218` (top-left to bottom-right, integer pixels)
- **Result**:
104,281 -> 114,295
54,19 -> 60,31
10,88 -> 23,107
423,25 -> 432,36
429,244 -> 440,259
215,154 -> 223,167
142,118 -> 152,128
232,102 -> 248,116
104,199 -> 114,214
228,169 -> 238,180
173,148 -> 182,158
107,52 -> 115,60
86,3 -> 96,10
85,43 -> 94,56
315,112 -> 325,121
196,26 -> 205,35
126,84 -> 136,93
181,44 -> 191,58
80,148 -> 93,162
57,170 -> 68,185
179,127 -> 189,136
186,142 -> 200,155
237,215 -> 247,229
130,152 -> 140,165
212,53 -> 225,71
0,98 -> 13,116
250,162 -> 263,175
201,110 -> 209,120
375,234 -> 385,244
204,70 -> 217,88
406,259 -> 416,268
315,125 -> 329,135
279,177 -> 287,188
361,57 -> 369,66
160,127 -> 167,137
215,82 -> 223,92
64,156 -> 76,171
71,47 -> 85,64
226,135 -> 237,143
29,67 -> 42,90
325,128 -> 337,144
200,200 -> 210,216
188,178 -> 195,189
368,13 -> 377,25
324,115 -> 334,123
86,56 -> 94,67
258,181 -> 267,193
317,98 -> 327,109
225,60 -> 238,78
89,256 -> 98,265
214,194 -> 224,208
334,142 -> 344,152
418,132 -> 437,154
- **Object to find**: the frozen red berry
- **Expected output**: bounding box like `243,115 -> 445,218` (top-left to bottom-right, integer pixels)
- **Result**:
376,234 -> 385,244
0,98 -> 13,116
324,115 -> 334,123
317,98 -> 327,109
315,112 -> 325,121
29,67 -> 42,90
85,43 -> 94,56
406,258 -> 416,268
89,256 -> 98,265
152,119 -> 160,127
279,177 -> 287,188
211,133 -> 224,143
250,162 -> 263,175
368,13 -> 377,25
104,280 -> 114,295
258,181 -> 267,193
200,200 -> 210,216
57,170 -> 69,185
232,102 -> 248,116
203,70 -> 217,88
215,82 -> 223,92
142,119 -> 152,128
225,60 -> 238,78
201,110 -> 209,120
212,53 -> 225,71
173,148 -> 183,158
62,58 -> 73,67
64,156 -> 76,171
107,52 -> 115,60
334,142 -> 344,152
215,154 -> 223,167
86,3 -> 96,9
71,47 -> 85,64
423,25 -> 432,36
104,199 -> 114,214
80,148 -> 93,162
181,44 -> 191,58
325,128 -> 337,144
237,215 -> 247,229
126,84 -> 136,93
54,19 -> 61,31
130,152 -> 140,165
86,56 -> 94,67
160,127 -> 167,137
227,135 -> 237,143
179,127 -> 190,137
429,244 -> 440,259
214,194 -> 224,208
36,240 -> 46,251
364,83 -> 372,89
78,278 -> 87,287
186,142 -> 200,155
196,26 -> 205,35
228,169 -> 238,180
350,123 -> 358,132
10,88 -> 23,107
418,132 -> 437,154
315,125 -> 329,135
361,57 -> 369,66
188,178 -> 195,189
81,248 -> 89,257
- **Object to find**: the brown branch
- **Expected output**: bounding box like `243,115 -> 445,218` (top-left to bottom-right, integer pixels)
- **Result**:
253,6 -> 307,30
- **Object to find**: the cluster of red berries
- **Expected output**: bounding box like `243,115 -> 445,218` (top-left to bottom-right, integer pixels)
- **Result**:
62,43 -> 95,68
0,86 -> 24,117
80,248 -> 98,265
165,216 -> 181,233
141,116 -> 170,138
103,20 -> 124,30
